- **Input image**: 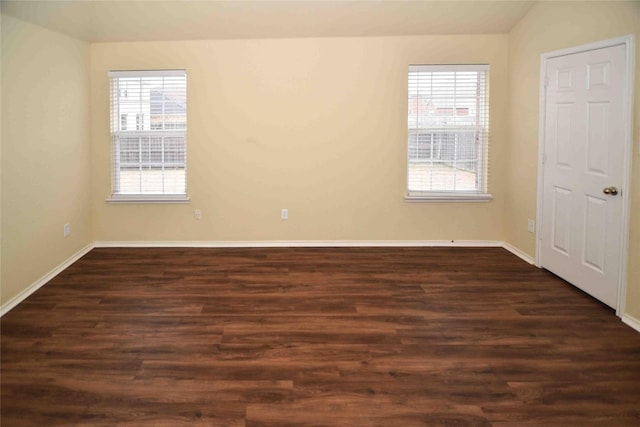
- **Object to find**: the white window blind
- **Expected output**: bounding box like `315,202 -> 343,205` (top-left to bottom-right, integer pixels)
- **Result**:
109,70 -> 187,201
407,65 -> 490,200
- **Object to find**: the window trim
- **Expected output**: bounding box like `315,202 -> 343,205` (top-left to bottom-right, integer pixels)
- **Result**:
106,194 -> 190,204
406,64 -> 492,202
108,69 -> 188,204
404,193 -> 493,203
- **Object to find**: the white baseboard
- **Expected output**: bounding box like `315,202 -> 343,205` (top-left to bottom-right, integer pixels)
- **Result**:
622,314 -> 640,333
502,242 -> 536,265
0,242 -> 95,317
94,239 -> 504,248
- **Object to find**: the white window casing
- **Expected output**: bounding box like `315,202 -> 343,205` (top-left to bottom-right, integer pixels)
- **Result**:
107,69 -> 188,203
405,64 -> 492,202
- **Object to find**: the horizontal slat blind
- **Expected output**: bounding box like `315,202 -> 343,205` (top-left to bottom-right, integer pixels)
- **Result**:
407,64 -> 490,196
109,70 -> 187,197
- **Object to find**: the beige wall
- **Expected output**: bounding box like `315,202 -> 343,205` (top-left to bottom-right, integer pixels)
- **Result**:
1,15 -> 92,305
91,35 -> 509,243
505,1 -> 640,317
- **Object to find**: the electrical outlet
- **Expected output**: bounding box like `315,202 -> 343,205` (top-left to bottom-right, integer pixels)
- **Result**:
63,223 -> 71,237
281,208 -> 288,220
527,219 -> 535,233
194,209 -> 202,220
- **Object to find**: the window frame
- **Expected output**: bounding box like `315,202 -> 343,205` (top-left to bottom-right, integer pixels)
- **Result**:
107,69 -> 189,204
404,64 -> 492,202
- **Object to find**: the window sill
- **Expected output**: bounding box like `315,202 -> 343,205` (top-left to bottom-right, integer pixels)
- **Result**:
106,195 -> 190,204
404,193 -> 493,203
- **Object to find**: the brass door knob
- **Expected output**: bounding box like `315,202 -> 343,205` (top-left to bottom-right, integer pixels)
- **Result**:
603,186 -> 619,196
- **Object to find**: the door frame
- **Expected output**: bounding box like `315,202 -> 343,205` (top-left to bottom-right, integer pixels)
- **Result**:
536,35 -> 635,316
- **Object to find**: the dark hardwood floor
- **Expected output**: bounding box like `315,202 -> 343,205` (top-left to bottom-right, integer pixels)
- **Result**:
2,247 -> 640,426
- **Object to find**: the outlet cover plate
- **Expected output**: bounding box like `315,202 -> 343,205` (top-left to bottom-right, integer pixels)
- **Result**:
527,219 -> 535,233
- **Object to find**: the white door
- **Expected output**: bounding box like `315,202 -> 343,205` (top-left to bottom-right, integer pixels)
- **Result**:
540,43 -> 626,308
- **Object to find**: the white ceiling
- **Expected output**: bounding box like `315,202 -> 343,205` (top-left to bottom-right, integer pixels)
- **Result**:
1,0 -> 536,43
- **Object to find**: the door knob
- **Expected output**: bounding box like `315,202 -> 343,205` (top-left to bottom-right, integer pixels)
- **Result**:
603,186 -> 619,196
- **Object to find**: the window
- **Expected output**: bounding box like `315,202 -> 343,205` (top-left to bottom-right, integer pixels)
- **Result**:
406,65 -> 491,201
109,70 -> 187,202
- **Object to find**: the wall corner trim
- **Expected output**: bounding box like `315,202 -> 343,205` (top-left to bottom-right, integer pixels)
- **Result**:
502,242 -> 535,264
0,242 -> 95,317
621,314 -> 640,334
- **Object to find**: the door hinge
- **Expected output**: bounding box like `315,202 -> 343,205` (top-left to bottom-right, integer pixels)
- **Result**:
542,152 -> 547,165
544,75 -> 549,88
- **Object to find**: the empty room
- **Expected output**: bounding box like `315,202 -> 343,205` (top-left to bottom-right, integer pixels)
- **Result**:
1,0 -> 640,425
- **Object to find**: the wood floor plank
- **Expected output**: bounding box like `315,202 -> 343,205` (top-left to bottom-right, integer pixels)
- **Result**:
2,247 -> 640,426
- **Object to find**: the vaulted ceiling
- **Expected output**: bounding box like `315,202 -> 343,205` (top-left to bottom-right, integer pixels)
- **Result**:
1,0 -> 536,42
